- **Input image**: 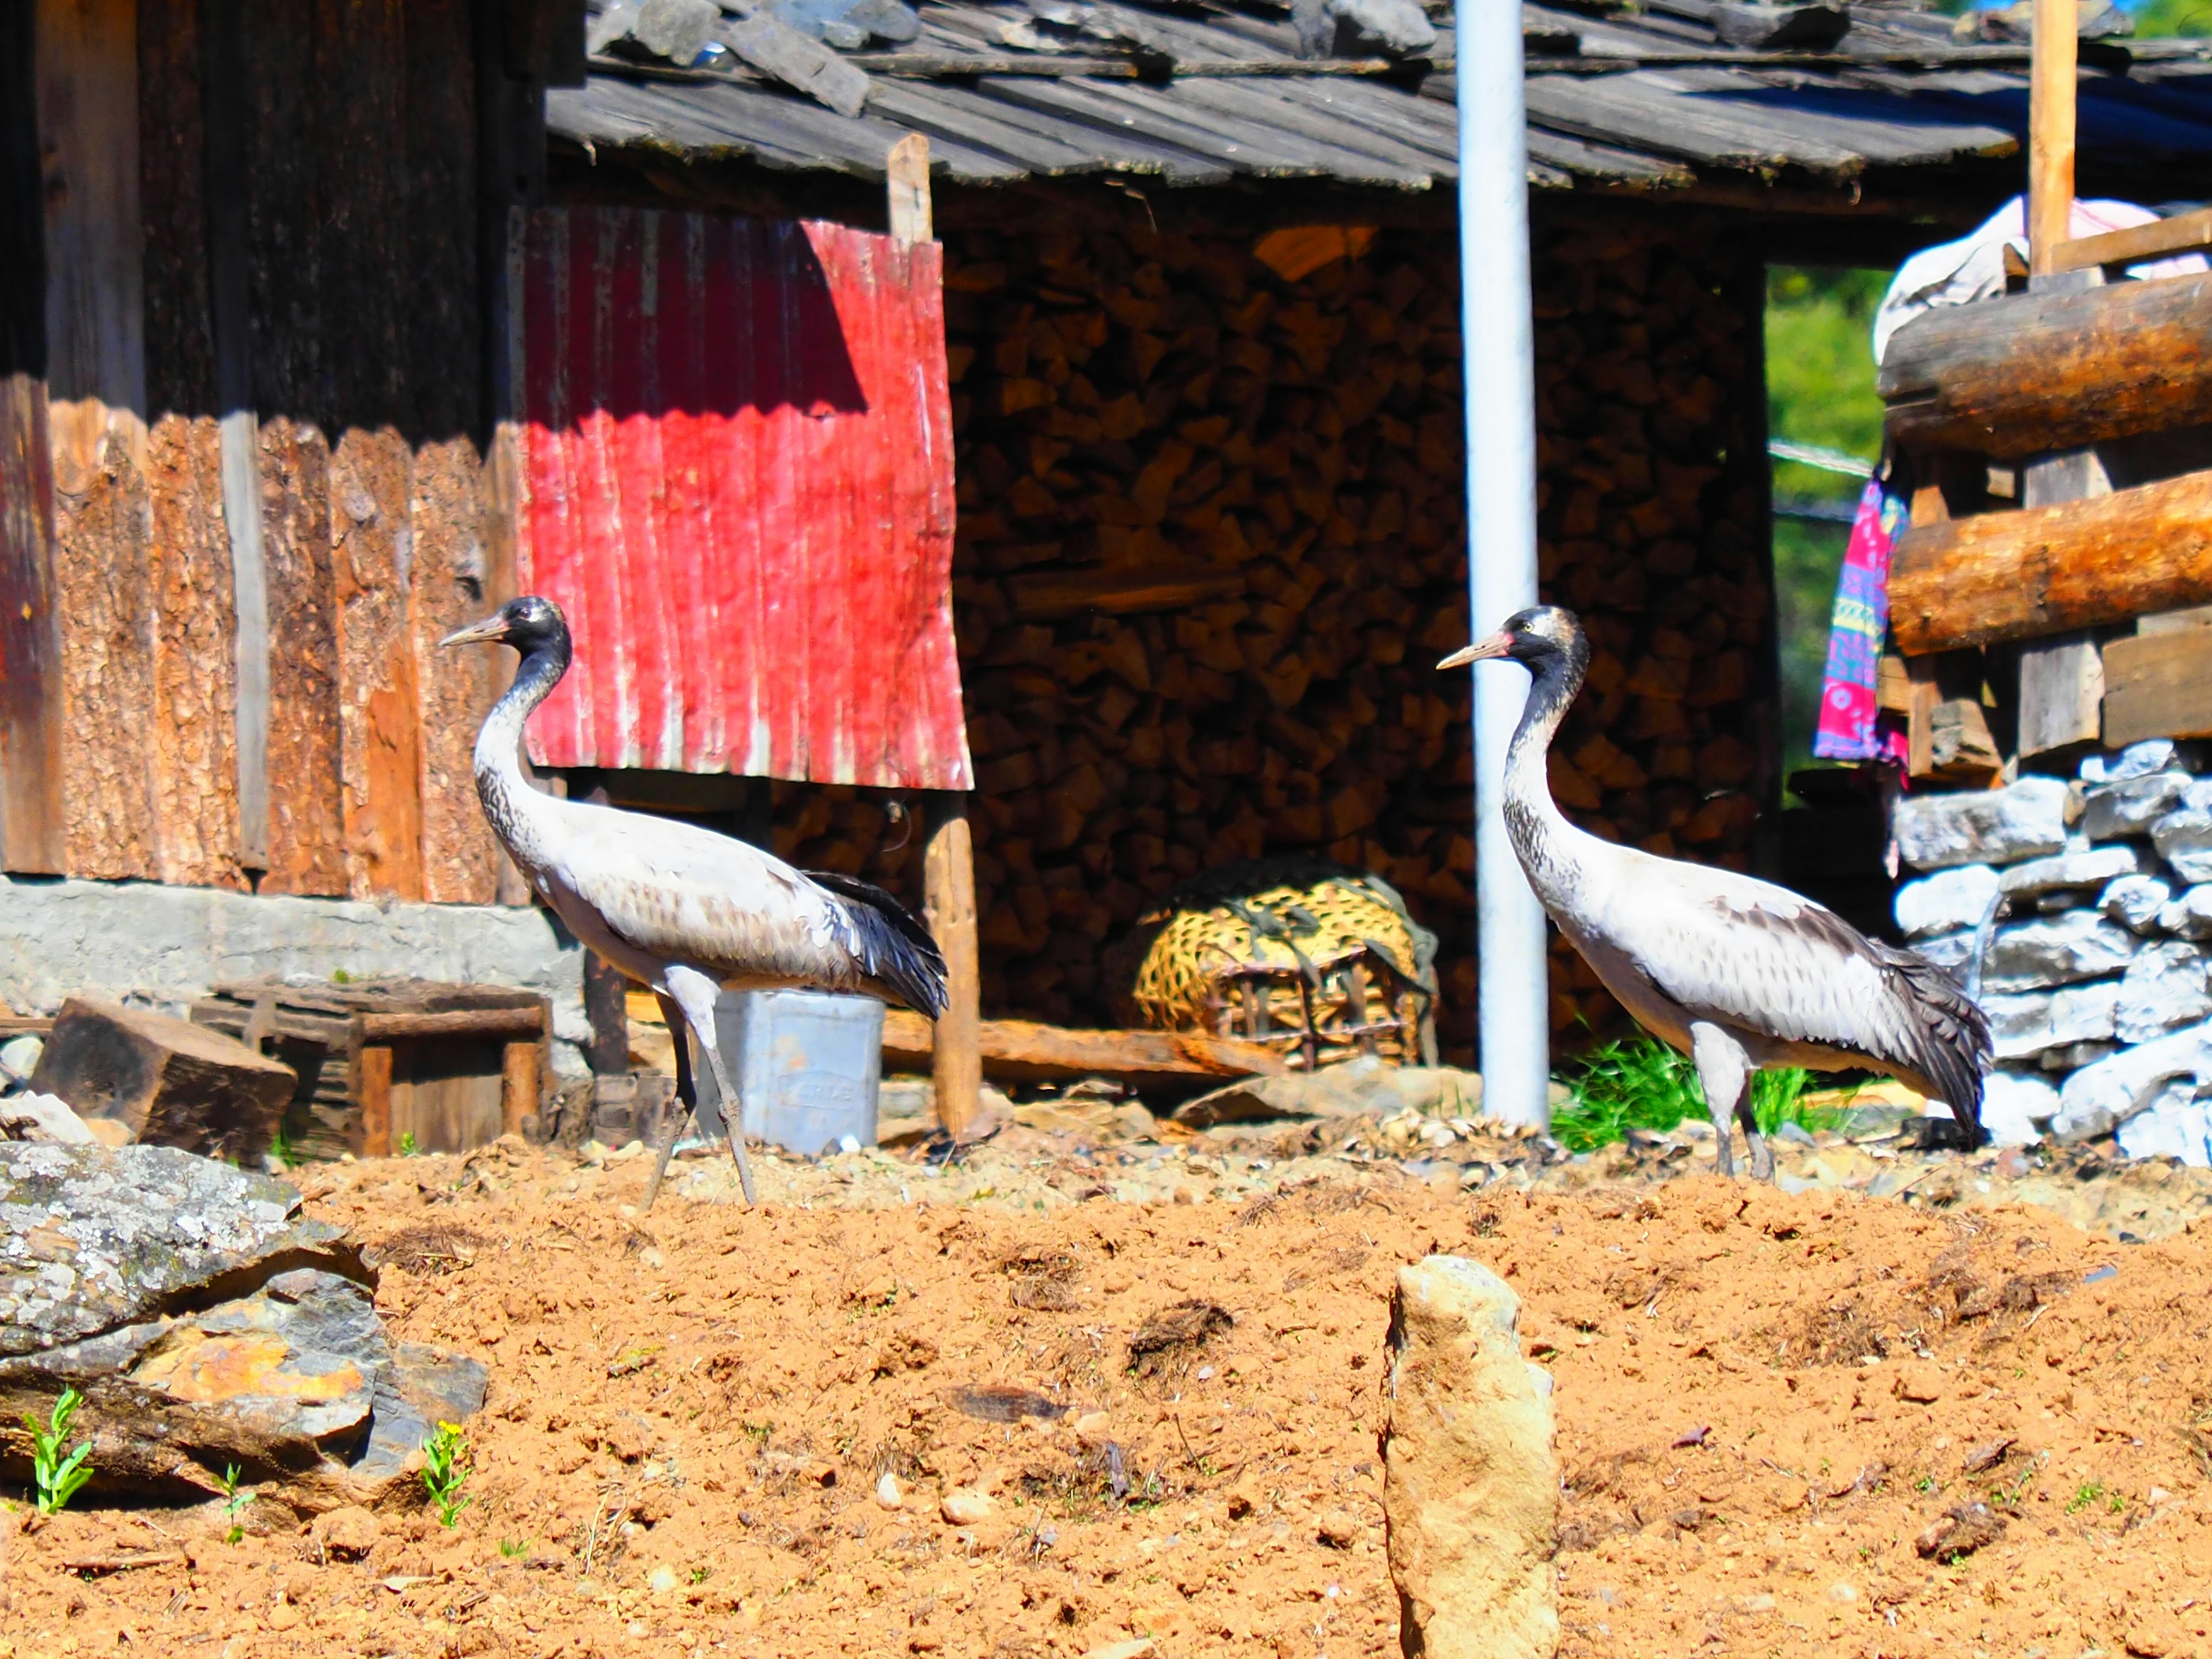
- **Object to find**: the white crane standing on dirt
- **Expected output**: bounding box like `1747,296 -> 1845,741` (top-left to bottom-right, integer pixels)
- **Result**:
1440,605 -> 1991,1179
442,596 -> 948,1209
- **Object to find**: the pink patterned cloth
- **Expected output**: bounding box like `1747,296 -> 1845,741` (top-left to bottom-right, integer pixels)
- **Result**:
1813,478 -> 1909,766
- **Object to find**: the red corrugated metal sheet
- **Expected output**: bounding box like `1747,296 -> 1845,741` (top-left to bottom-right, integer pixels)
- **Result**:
508,207 -> 971,790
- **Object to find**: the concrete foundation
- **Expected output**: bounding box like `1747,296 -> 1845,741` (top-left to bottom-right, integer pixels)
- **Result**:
0,877 -> 590,1078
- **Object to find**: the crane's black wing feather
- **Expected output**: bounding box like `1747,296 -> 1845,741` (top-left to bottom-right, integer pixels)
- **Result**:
803,870 -> 950,1019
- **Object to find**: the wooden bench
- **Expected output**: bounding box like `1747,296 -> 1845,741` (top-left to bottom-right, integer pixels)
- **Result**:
191,979 -> 550,1158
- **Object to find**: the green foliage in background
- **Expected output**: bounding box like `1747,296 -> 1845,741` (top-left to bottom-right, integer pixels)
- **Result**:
1766,266 -> 1889,797
1551,1035 -> 1849,1152
2128,0 -> 2212,36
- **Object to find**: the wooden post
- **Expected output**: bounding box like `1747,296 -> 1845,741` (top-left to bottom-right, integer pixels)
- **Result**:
2016,0 -> 2105,758
501,1039 -> 540,1137
2028,0 -> 2076,279
887,136 -> 980,1142
886,132 -> 932,244
358,1041 -> 395,1158
923,798 -> 982,1139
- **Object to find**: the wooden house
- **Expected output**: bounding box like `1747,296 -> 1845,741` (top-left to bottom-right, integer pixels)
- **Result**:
6,0 -> 2212,1078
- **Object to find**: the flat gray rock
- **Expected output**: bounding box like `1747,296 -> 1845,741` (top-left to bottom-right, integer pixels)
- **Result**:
2158,884 -> 2212,941
2053,1020 -> 2212,1142
2153,781 -> 2212,882
0,1144 -> 473,1508
1984,912 -> 2141,994
1895,865 -> 2001,940
1983,981 -> 2119,1062
1981,1069 -> 2058,1145
2116,942 -> 2212,1043
2115,1079 -> 2212,1166
2081,771 -> 2193,841
2081,740 -> 2202,783
1892,777 -> 2068,872
0,1143 -> 358,1358
2000,844 -> 2150,898
2102,873 -> 2175,934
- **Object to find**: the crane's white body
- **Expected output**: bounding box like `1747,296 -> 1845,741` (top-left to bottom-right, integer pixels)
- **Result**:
1455,609 -> 1990,1179
453,601 -> 945,1206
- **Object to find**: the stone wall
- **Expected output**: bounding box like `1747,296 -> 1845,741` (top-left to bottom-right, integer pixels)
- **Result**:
769,213 -> 1775,1064
1893,738 -> 2212,1160
0,877 -> 590,1078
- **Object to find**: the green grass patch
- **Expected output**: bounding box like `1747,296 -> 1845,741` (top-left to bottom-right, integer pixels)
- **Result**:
1551,1036 -> 1852,1153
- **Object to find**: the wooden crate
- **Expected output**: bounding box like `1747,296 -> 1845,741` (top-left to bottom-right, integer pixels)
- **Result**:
191,979 -> 549,1159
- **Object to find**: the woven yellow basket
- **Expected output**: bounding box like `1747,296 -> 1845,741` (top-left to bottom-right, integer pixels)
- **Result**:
1117,858 -> 1439,1070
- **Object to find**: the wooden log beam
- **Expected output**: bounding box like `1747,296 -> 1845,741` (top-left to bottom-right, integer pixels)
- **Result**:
1881,274 -> 2212,459
1888,469 -> 2212,654
358,1006 -> 545,1041
881,1008 -> 1288,1088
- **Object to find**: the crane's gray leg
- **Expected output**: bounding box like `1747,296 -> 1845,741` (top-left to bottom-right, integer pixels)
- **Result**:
1690,1022 -> 1753,1181
641,991 -> 698,1214
664,965 -> 757,1208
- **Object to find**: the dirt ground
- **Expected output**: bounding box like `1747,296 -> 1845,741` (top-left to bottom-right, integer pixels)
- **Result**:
5,1126 -> 2212,1659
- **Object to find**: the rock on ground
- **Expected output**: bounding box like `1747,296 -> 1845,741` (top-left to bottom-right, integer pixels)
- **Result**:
1383,1255 -> 1558,1659
2052,1021 -> 2212,1142
0,1143 -> 480,1507
1174,1056 -> 1483,1128
0,1091 -> 96,1143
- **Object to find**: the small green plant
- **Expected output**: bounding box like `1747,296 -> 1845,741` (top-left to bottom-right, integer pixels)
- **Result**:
2067,1480 -> 2107,1515
1551,1036 -> 1846,1153
397,1130 -> 421,1157
24,1387 -> 93,1515
1915,1474 -> 1938,1493
421,1421 -> 473,1527
332,968 -> 354,984
499,1536 -> 531,1559
689,1565 -> 712,1585
218,1462 -> 255,1543
266,1124 -> 294,1169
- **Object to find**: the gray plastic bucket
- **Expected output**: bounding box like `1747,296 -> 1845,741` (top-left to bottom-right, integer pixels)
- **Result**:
690,988 -> 884,1157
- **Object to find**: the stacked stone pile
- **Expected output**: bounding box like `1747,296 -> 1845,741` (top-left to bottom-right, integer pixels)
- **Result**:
1893,738 -> 2212,1162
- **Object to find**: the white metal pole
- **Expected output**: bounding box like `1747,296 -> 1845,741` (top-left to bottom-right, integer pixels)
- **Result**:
1456,0 -> 1550,1128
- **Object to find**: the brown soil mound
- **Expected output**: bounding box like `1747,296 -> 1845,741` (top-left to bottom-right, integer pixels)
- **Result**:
3,1142 -> 2210,1659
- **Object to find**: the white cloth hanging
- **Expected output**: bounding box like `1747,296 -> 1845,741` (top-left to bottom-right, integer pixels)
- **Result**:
1872,196 -> 2210,366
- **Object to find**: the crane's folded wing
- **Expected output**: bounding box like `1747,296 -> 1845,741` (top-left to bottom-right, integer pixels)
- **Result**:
1608,870 -> 1989,1111
550,822 -> 856,987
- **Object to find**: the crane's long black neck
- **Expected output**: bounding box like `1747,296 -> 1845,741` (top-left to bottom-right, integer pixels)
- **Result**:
474,626 -> 573,869
1501,630 -> 1592,903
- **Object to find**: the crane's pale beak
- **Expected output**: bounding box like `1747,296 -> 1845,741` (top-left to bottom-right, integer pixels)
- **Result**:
1437,630 -> 1514,671
439,614 -> 510,649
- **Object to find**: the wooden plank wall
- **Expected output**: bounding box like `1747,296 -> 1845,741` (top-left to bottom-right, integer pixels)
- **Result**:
0,0 -> 518,904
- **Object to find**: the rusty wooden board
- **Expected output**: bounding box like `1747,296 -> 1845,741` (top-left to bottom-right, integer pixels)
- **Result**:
0,376 -> 66,874
146,412 -> 244,888
510,206 -> 971,790
53,416 -> 156,881
411,437 -> 505,905
257,416 -> 349,896
332,427 -> 424,902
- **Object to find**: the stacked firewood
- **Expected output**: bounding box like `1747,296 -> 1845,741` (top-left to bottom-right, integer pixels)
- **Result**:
770,221 -> 1771,1062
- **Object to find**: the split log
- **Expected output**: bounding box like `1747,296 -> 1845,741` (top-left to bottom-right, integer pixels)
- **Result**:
1881,272 -> 2212,460
1888,469 -> 2212,654
881,1008 -> 1285,1088
30,998 -> 297,1161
